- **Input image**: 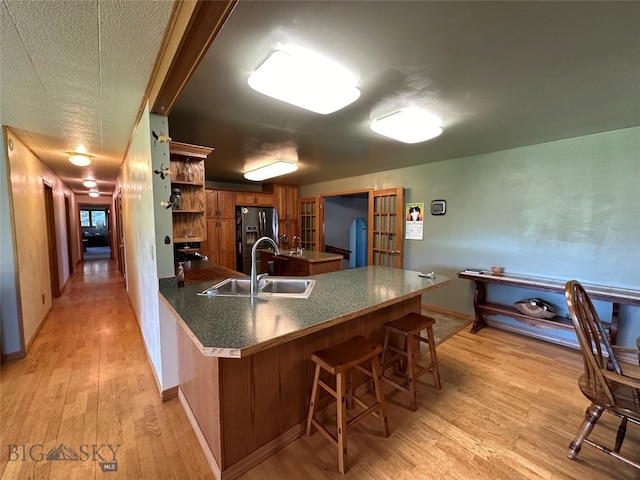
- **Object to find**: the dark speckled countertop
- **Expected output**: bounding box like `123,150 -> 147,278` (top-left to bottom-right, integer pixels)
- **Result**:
159,266 -> 450,358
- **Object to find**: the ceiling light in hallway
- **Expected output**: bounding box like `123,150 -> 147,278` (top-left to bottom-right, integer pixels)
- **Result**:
68,153 -> 92,166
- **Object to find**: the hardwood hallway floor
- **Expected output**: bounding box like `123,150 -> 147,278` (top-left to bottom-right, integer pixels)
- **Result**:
0,259 -> 214,480
2,258 -> 638,479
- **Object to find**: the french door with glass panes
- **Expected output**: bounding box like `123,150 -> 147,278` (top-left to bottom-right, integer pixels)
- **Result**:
298,188 -> 403,268
298,197 -> 323,252
368,188 -> 404,268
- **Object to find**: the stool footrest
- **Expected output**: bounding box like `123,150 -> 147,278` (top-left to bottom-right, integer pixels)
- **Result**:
318,379 -> 338,400
311,419 -> 338,447
347,403 -> 381,429
382,374 -> 409,394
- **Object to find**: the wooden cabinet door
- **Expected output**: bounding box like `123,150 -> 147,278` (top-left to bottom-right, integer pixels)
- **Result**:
254,192 -> 273,206
236,192 -> 273,206
218,218 -> 236,269
203,218 -> 236,269
273,185 -> 287,216
271,184 -> 298,219
205,190 -> 218,219
278,219 -> 299,242
286,186 -> 299,220
235,192 -> 255,206
207,189 -> 236,218
203,219 -> 218,262
272,185 -> 299,242
368,187 -> 404,268
217,190 -> 236,218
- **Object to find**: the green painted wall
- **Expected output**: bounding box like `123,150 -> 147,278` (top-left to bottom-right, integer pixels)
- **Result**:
150,114 -> 174,279
1,129 -> 22,354
301,126 -> 640,346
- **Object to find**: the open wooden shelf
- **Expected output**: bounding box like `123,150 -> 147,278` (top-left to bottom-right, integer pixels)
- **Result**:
169,141 -> 212,244
479,302 -> 574,331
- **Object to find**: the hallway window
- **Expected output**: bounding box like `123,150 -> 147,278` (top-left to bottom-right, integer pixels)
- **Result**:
80,209 -> 107,228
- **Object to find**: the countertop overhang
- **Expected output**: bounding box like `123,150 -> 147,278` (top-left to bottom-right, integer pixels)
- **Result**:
159,266 -> 450,358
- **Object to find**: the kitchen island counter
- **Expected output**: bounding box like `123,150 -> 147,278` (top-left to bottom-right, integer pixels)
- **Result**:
160,266 -> 449,358
259,248 -> 343,276
162,266 -> 449,479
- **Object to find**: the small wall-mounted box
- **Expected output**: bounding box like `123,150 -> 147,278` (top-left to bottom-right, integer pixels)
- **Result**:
431,199 -> 446,215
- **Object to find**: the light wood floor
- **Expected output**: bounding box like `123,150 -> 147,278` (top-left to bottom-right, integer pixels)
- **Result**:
1,259 -> 638,479
0,259 -> 214,480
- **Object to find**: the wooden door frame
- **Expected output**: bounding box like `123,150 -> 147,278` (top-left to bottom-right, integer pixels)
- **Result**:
114,190 -> 126,279
64,195 -> 73,274
43,182 -> 60,298
319,188 -> 373,254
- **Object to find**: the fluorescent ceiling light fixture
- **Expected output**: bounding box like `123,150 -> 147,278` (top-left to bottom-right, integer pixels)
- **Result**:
83,179 -> 97,188
370,108 -> 443,144
244,161 -> 298,182
68,153 -> 92,166
88,191 -> 100,198
247,45 -> 360,114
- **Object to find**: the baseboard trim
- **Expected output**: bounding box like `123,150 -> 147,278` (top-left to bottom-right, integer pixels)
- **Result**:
178,385 -> 344,480
1,350 -> 26,362
421,303 -> 473,322
161,386 -> 179,401
178,388 -> 223,480
222,423 -> 305,480
126,295 -> 175,402
24,305 -> 52,353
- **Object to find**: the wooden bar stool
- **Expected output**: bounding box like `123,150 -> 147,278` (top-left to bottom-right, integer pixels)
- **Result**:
381,313 -> 441,411
306,335 -> 390,474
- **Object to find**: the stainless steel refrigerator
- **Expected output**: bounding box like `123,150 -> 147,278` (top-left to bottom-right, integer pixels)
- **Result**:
236,206 -> 278,274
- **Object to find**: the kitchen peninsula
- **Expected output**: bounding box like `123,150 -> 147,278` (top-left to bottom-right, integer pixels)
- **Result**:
159,266 -> 449,479
260,248 -> 343,276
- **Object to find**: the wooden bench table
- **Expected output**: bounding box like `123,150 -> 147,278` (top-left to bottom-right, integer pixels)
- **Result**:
458,269 -> 640,345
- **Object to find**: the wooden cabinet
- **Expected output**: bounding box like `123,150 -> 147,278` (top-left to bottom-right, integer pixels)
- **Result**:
235,191 -> 273,206
169,142 -> 212,243
260,251 -> 342,276
288,257 -> 341,276
204,218 -> 236,270
201,189 -> 237,270
205,189 -> 235,219
266,184 -> 299,244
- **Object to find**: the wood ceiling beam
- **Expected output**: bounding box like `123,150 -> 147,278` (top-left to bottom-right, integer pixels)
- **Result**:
148,0 -> 237,116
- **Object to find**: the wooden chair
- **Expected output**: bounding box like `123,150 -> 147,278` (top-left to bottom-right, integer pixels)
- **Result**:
306,335 -> 390,474
381,313 -> 441,411
565,280 -> 640,469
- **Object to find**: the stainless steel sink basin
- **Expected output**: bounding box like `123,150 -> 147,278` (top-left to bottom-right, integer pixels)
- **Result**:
199,277 -> 315,298
201,278 -> 255,296
260,278 -> 314,295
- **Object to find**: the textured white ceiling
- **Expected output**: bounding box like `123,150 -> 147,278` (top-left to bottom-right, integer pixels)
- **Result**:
0,0 -> 173,194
